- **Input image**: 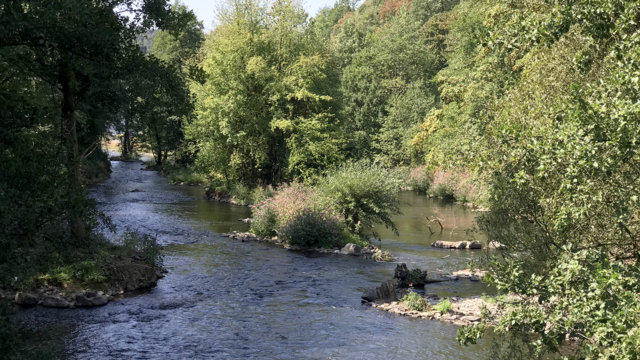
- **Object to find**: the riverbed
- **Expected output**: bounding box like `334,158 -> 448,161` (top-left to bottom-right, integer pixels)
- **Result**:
19,160 -> 492,359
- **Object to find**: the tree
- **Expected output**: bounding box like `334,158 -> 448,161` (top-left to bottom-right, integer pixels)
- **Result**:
188,0 -> 343,186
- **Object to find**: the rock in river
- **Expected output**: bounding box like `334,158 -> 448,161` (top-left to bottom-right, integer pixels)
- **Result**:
41,295 -> 72,308
340,243 -> 362,255
75,291 -> 109,307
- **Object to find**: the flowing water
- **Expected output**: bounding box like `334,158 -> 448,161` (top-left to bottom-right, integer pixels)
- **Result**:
20,161 -> 493,359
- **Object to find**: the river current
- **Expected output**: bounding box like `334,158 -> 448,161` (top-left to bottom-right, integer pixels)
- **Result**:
20,160 -> 491,359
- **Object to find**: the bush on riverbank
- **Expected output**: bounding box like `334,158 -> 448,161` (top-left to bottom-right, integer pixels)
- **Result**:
250,183 -> 350,248
163,165 -> 207,186
406,166 -> 432,193
250,162 -> 401,248
319,162 -> 402,239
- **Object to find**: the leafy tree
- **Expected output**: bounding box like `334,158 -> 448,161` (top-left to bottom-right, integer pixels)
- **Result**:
189,0 -> 343,186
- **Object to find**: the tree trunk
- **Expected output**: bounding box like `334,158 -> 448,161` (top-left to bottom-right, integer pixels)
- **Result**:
122,118 -> 130,156
60,65 -> 86,242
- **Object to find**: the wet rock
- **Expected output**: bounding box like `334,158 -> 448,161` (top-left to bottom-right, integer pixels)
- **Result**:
468,241 -> 482,249
432,241 -> 467,249
41,295 -> 71,308
340,243 -> 362,255
394,263 -> 428,288
75,291 -> 109,307
431,240 -> 483,250
361,281 -> 397,303
451,269 -> 487,280
461,315 -> 481,323
15,292 -> 38,307
129,189 -> 144,193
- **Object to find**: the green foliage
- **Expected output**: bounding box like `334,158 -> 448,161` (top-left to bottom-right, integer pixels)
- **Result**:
319,161 -> 401,238
152,2 -> 204,79
334,0 -> 451,164
36,261 -> 106,287
434,298 -> 452,314
462,249 -> 640,359
119,231 -> 164,268
400,291 -> 429,312
188,0 -> 343,186
278,208 -> 344,248
250,206 -> 279,237
164,165 -> 207,185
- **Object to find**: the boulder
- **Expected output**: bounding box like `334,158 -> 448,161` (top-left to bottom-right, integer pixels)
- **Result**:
361,280 -> 397,303
468,241 -> 482,249
340,243 -> 362,255
14,292 -> 38,307
432,241 -> 467,249
460,315 -> 482,323
75,291 -> 109,307
41,295 -> 71,308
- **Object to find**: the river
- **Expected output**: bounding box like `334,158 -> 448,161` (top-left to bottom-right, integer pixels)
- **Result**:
19,160 -> 492,359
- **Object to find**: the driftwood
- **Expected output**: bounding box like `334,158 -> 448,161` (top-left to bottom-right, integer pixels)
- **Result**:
426,216 -> 444,235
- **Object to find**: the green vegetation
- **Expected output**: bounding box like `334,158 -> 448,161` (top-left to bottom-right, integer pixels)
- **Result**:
319,162 -> 402,239
433,298 -> 452,314
249,163 -> 400,248
400,291 -> 429,312
4,0 -> 640,357
0,0 -> 186,305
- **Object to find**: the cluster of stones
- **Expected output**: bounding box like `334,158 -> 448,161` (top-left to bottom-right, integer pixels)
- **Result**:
431,240 -> 505,250
431,240 -> 483,249
14,290 -> 110,308
4,256 -> 163,309
361,263 -> 496,326
371,297 -> 488,326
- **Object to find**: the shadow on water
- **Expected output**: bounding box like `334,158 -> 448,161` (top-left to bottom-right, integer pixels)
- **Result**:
20,161 -> 493,359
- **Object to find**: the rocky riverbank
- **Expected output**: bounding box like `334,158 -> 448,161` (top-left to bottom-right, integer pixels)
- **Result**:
361,264 -> 499,326
222,231 -> 393,261
1,254 -> 163,309
370,295 -> 495,326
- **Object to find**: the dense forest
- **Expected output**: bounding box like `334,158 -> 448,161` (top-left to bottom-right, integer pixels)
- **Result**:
2,0 -> 640,358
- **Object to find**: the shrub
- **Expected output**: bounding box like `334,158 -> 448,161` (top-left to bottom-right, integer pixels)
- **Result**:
278,209 -> 343,248
119,230 -> 163,268
250,206 -> 278,237
319,161 -> 402,239
401,291 -> 429,311
406,166 -> 432,193
250,185 -> 275,204
250,183 -> 346,248
434,298 -> 452,314
229,183 -> 253,205
429,170 -> 456,199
